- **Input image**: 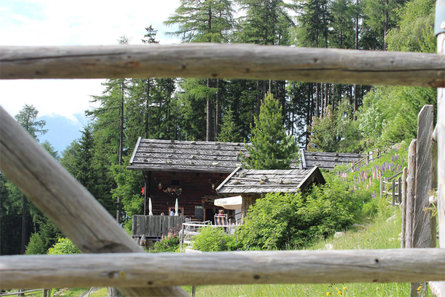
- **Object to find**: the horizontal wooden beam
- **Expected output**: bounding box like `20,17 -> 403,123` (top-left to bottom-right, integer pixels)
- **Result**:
1,249 -> 444,289
1,44 -> 444,87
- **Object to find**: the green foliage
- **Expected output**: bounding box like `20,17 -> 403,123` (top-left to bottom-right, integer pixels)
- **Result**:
14,104 -> 47,139
165,0 -> 234,43
150,234 -> 180,253
193,226 -> 235,252
386,0 -> 435,53
358,86 -> 435,149
25,233 -> 46,255
308,99 -> 361,152
47,238 -> 80,255
237,177 -> 361,250
243,93 -> 297,169
235,0 -> 293,45
355,0 -> 435,150
110,163 -> 144,229
217,108 -> 242,142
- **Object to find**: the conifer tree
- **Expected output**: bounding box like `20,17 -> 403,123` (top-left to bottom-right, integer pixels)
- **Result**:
217,108 -> 242,142
243,93 -> 297,169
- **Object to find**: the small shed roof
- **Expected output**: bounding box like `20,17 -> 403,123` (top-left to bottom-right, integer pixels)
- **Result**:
216,166 -> 325,196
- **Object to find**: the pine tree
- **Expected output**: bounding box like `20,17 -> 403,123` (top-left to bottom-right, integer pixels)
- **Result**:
243,93 -> 298,169
217,108 -> 242,142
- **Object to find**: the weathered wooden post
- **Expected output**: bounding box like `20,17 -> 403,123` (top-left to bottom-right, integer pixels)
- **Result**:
398,177 -> 402,204
401,167 -> 408,248
411,105 -> 434,297
431,3 -> 445,295
406,139 -> 416,248
392,179 -> 396,206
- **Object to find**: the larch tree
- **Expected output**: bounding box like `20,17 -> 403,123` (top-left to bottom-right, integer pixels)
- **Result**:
14,105 -> 47,253
165,0 -> 234,141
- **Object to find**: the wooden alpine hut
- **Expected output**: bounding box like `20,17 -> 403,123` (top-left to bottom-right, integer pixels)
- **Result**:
216,166 -> 326,218
127,138 -> 247,222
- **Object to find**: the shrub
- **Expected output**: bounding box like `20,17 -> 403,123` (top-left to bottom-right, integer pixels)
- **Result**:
47,238 -> 80,255
151,233 -> 180,253
237,175 -> 361,250
193,227 -> 236,252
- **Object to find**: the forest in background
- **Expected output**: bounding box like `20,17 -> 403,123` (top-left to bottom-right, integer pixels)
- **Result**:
0,0 -> 438,255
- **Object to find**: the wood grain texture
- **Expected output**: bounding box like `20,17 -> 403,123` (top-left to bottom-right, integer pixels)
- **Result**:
413,105 -> 434,249
0,44 -> 444,87
402,167 -> 408,248
433,31 -> 445,296
1,249 -> 444,289
0,107 -> 188,297
406,139 -> 417,248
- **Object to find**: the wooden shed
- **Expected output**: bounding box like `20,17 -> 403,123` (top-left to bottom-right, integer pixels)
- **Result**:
216,166 -> 325,218
127,138 -> 247,222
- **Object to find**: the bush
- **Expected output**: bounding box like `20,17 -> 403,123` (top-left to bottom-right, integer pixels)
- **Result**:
151,234 -> 180,253
193,227 -> 236,252
237,175 -> 361,250
47,238 -> 80,255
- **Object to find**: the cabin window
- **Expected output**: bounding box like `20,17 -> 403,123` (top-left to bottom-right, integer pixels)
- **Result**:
194,205 -> 203,220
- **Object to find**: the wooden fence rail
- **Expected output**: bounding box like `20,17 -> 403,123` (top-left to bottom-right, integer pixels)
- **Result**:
0,44 -> 444,87
1,249 -> 444,289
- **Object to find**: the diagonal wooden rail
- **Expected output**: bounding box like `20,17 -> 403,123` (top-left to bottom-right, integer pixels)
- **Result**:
0,44 -> 444,87
0,106 -> 188,296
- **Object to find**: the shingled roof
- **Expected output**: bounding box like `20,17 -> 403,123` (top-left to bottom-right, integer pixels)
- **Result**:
216,166 -> 325,196
127,138 -> 363,172
302,151 -> 363,170
127,138 -> 247,173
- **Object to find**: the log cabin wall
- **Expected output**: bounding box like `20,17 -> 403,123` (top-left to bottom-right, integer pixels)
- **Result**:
146,171 -> 228,221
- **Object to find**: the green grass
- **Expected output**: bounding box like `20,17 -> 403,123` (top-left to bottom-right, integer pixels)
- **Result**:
61,204 -> 423,297
188,206 -> 412,297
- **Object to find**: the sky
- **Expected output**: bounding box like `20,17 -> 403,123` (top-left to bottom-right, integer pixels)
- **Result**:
0,0 -> 181,122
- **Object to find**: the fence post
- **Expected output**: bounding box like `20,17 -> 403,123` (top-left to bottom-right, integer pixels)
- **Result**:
431,5 -> 445,295
392,179 -> 396,206
406,139 -> 417,248
398,177 -> 402,204
401,167 -> 408,248
411,105 -> 434,297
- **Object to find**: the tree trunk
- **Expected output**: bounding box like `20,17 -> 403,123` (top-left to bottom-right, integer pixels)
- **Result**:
116,80 -> 125,224
383,0 -> 389,50
20,195 -> 27,254
214,79 -> 219,140
145,79 -> 150,138
206,78 -> 211,141
315,83 -> 320,118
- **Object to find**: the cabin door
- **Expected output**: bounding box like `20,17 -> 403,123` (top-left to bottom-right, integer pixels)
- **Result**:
205,208 -> 215,224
